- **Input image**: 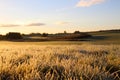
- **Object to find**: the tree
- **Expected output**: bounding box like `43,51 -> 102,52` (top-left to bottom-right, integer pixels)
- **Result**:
0,35 -> 3,40
74,31 -> 81,34
5,32 -> 23,40
42,33 -> 48,37
64,31 -> 67,34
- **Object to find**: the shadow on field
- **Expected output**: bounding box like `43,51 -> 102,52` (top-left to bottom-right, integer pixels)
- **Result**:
90,36 -> 108,40
79,50 -> 109,56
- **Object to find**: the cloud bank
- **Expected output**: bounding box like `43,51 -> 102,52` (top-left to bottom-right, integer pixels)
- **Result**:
76,0 -> 106,7
0,24 -> 20,27
0,22 -> 46,27
27,23 -> 45,26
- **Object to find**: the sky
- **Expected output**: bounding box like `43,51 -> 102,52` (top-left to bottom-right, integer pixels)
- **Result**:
0,0 -> 120,34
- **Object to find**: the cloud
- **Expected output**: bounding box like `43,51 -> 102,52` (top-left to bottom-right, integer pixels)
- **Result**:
0,22 -> 46,27
0,24 -> 20,27
27,23 -> 45,26
55,21 -> 70,25
76,0 -> 106,7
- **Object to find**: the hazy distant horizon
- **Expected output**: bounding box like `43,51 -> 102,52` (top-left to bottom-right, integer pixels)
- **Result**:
0,0 -> 120,34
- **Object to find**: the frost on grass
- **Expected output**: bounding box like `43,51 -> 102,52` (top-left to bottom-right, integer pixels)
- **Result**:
0,45 -> 120,80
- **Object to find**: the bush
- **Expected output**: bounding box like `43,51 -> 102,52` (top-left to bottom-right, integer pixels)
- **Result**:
42,33 -> 48,37
0,35 -> 3,40
5,32 -> 23,40
74,31 -> 81,34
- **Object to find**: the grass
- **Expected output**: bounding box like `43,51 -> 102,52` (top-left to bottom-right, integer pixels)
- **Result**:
0,44 -> 120,80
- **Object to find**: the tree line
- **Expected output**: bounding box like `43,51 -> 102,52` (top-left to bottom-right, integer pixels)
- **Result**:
0,31 -> 92,40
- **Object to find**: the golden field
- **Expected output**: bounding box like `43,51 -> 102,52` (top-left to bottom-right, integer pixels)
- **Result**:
0,44 -> 120,80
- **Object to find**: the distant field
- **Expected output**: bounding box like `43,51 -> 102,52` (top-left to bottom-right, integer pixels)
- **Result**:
0,41 -> 90,45
27,31 -> 120,44
87,31 -> 120,44
0,44 -> 120,80
0,30 -> 120,45
0,31 -> 120,45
